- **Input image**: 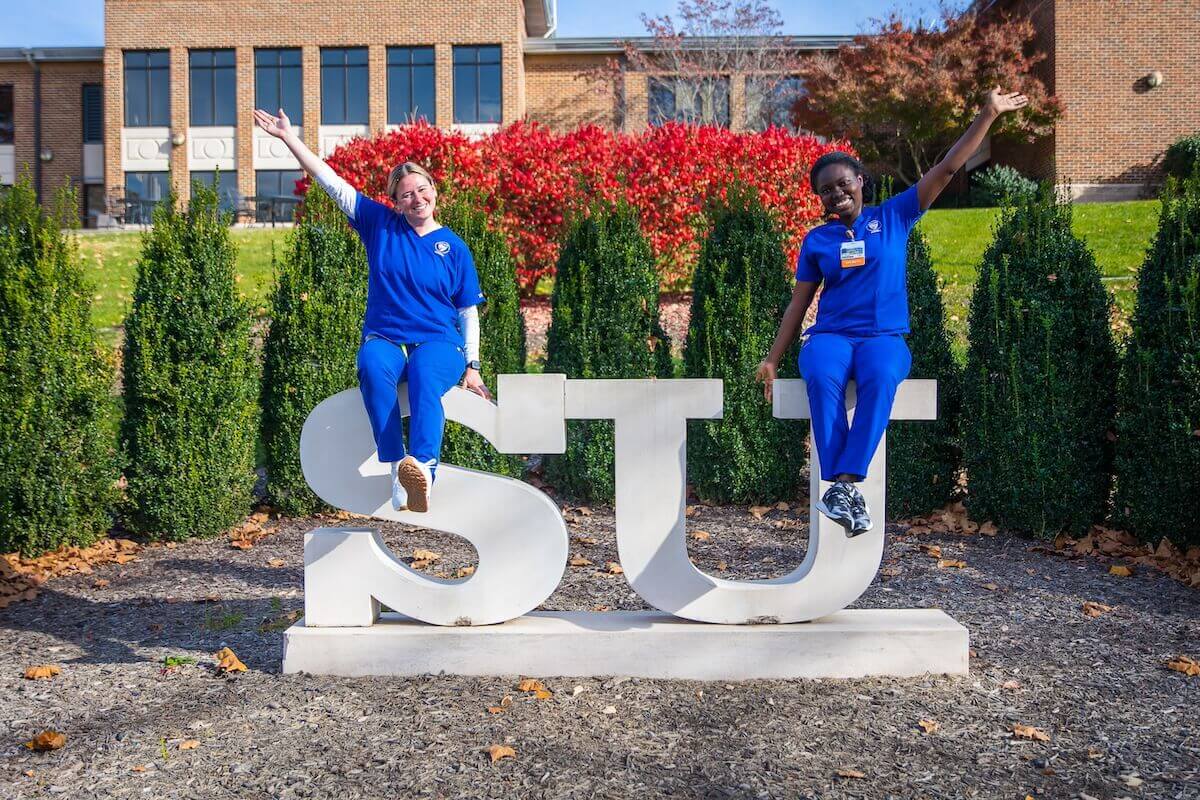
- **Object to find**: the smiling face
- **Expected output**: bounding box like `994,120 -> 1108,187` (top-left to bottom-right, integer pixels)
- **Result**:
813,163 -> 865,223
393,173 -> 437,226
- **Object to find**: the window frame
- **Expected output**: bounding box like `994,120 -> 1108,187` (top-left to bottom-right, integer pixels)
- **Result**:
452,45 -> 502,124
123,50 -> 171,127
386,46 -> 436,125
320,47 -> 369,125
254,48 -> 303,120
0,84 -> 14,145
189,49 -> 237,127
81,83 -> 103,143
648,75 -> 731,128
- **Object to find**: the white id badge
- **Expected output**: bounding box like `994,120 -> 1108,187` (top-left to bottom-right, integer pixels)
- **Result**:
840,239 -> 866,268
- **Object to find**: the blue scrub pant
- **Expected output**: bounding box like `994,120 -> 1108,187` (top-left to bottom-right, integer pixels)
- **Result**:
798,333 -> 911,482
356,337 -> 466,472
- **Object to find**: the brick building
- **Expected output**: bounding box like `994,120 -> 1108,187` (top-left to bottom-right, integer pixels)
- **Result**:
1,0 -> 1196,223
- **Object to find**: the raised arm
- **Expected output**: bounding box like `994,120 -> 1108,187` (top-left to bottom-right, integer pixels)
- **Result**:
916,88 -> 1029,211
252,108 -> 358,218
755,280 -> 819,402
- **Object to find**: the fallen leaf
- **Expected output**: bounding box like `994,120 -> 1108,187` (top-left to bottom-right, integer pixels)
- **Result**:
25,731 -> 66,751
410,559 -> 434,569
576,506 -> 593,516
604,562 -> 624,575
982,583 -> 999,591
573,536 -> 598,546
592,604 -> 610,611
213,647 -> 247,673
179,739 -> 199,750
937,559 -> 966,569
24,664 -> 62,680
685,505 -> 697,517
1109,565 -> 1133,577
690,530 -> 711,541
454,565 -> 476,578
1012,723 -> 1050,742
487,695 -> 513,714
879,567 -> 901,578
266,559 -> 285,568
920,544 -> 942,558
568,555 -> 593,567
715,561 -> 728,571
917,719 -> 939,734
131,765 -> 147,773
1121,774 -> 1144,788
774,501 -> 790,511
1082,601 -> 1113,618
517,678 -> 545,692
748,505 -> 771,520
601,705 -> 617,715
1166,654 -> 1200,677
486,744 -> 516,763
836,768 -> 866,779
412,548 -> 441,562
533,688 -> 553,700
230,539 -> 254,551
92,578 -> 109,588
979,521 -> 998,536
1001,679 -> 1021,690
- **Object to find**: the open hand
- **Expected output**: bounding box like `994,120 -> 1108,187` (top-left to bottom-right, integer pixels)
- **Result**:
253,108 -> 294,140
462,368 -> 492,401
984,88 -> 1029,117
754,360 -> 778,403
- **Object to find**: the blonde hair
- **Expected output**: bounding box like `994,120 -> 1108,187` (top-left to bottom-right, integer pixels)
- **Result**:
386,162 -> 437,202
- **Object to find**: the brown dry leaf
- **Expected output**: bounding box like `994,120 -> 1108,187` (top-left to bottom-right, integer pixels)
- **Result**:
690,530 -> 711,541
1109,565 -> 1133,577
1166,655 -> 1200,677
1082,601 -> 1113,618
455,565 -> 476,578
131,765 -> 147,773
487,695 -> 513,714
920,544 -> 942,558
179,739 -> 200,750
937,559 -> 967,569
1012,723 -> 1050,742
685,505 -> 697,517
917,719 -> 939,734
979,521 -> 998,536
1001,679 -> 1021,690
266,559 -> 286,568
715,560 -> 728,572
604,562 -> 624,575
576,506 -> 593,516
486,744 -> 516,763
748,505 -> 771,520
24,730 -> 65,751
517,678 -> 545,692
836,768 -> 866,779
412,548 -> 441,562
879,567 -> 902,578
774,501 -> 790,511
230,539 -> 254,551
24,664 -> 62,680
592,604 -> 610,612
410,559 -> 434,569
92,578 -> 110,588
214,647 -> 247,673
573,536 -> 598,546
982,583 -> 999,591
568,555 -> 593,567
533,688 -> 553,700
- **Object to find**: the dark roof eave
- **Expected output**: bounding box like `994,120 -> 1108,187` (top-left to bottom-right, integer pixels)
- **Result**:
0,47 -> 104,63
524,35 -> 855,55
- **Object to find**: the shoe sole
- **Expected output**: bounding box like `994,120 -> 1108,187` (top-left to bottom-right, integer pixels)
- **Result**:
397,457 -> 429,513
814,500 -> 855,533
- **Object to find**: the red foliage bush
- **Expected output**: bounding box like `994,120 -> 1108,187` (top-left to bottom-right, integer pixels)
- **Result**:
311,120 -> 846,293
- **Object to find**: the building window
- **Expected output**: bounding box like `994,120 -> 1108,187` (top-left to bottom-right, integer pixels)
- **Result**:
321,47 -> 368,125
746,76 -> 805,132
452,45 -> 501,124
648,76 -> 730,127
255,48 -> 303,119
124,171 -> 170,223
255,169 -> 303,221
190,171 -> 238,213
124,50 -> 170,127
82,84 -> 103,143
0,85 -> 13,145
190,49 -> 236,126
387,46 -> 435,124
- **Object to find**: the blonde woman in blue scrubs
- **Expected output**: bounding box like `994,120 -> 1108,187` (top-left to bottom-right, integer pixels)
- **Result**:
756,89 -> 1029,535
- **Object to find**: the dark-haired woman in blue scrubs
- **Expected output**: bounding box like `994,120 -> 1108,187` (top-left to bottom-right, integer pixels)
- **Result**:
756,89 -> 1029,536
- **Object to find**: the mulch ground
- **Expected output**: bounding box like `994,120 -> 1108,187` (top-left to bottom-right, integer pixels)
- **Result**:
1,502 -> 1197,800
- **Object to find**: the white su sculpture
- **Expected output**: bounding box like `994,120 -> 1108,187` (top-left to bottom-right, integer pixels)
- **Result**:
298,375 -> 937,628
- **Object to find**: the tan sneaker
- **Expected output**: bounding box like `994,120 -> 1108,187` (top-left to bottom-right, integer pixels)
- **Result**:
397,456 -> 432,513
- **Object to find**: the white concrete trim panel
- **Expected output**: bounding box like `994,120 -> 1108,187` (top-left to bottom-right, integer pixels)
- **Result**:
318,124 -> 368,157
121,127 -> 171,172
253,126 -> 302,170
187,126 -> 237,171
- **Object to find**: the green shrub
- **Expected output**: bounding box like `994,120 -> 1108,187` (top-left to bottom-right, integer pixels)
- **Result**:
970,164 -> 1038,207
260,186 -> 366,515
543,202 -> 673,502
962,188 -> 1117,538
120,181 -> 259,541
436,191 -> 526,477
1114,177 -> 1200,546
887,227 -> 963,518
683,191 -> 805,503
0,181 -> 118,555
1163,134 -> 1200,181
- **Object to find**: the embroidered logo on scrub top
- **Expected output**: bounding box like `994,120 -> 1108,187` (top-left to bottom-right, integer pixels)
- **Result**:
434,241 -> 451,256
866,219 -> 882,234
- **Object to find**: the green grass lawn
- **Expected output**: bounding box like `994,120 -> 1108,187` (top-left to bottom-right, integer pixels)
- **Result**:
76,200 -> 1161,352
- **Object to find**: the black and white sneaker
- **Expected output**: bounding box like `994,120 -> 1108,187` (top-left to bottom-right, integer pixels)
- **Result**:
848,485 -> 873,537
815,481 -> 857,532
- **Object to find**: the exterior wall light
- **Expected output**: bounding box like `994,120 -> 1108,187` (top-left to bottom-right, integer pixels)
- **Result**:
171,132 -> 186,146
1147,71 -> 1164,88
39,148 -> 53,162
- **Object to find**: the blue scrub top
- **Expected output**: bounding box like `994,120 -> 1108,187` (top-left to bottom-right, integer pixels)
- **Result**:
795,185 -> 925,336
349,193 -> 486,347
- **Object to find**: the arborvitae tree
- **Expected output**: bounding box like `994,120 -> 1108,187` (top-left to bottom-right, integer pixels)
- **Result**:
436,191 -> 526,478
261,186 -> 366,515
120,182 -> 258,540
962,188 -> 1117,539
683,191 -> 805,503
887,227 -> 963,517
543,202 -> 672,501
1114,177 -> 1200,546
0,181 -> 118,555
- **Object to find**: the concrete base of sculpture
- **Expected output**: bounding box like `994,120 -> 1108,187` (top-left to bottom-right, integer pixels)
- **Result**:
281,609 -> 968,680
